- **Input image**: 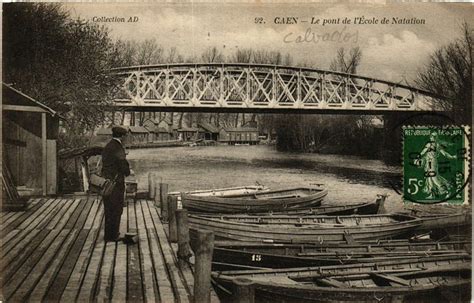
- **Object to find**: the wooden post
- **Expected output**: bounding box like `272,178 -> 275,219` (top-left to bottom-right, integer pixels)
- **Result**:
176,209 -> 191,268
153,179 -> 161,207
160,183 -> 169,212
41,112 -> 47,196
151,176 -> 156,199
376,194 -> 388,214
162,195 -> 170,222
233,278 -> 255,303
168,195 -> 178,242
148,172 -> 155,199
46,140 -> 57,195
192,230 -> 214,303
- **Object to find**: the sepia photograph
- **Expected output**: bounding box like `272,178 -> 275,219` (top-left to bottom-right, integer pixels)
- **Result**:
1,2 -> 472,302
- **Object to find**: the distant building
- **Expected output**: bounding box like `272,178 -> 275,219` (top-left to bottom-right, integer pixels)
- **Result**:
219,127 -> 259,145
142,118 -> 159,141
156,127 -> 172,141
142,118 -> 174,142
128,126 -> 150,144
198,122 -> 219,141
158,116 -> 174,132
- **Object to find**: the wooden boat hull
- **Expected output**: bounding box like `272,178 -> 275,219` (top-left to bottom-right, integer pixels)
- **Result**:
189,213 -> 422,243
203,201 -> 380,217
415,212 -> 472,232
214,254 -> 469,279
168,185 -> 268,197
212,242 -> 471,270
212,257 -> 471,303
214,239 -> 471,253
214,272 -> 471,303
182,187 -> 327,214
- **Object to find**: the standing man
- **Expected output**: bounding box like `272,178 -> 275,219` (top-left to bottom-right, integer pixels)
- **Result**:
101,126 -> 131,242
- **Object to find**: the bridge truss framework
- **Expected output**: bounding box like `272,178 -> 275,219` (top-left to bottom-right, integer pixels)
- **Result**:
112,63 -> 441,114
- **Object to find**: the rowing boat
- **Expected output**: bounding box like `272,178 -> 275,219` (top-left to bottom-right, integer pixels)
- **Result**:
212,240 -> 471,269
189,213 -> 422,243
168,185 -> 268,197
182,186 -> 328,214
192,194 -> 385,217
415,212 -> 472,232
212,256 -> 471,302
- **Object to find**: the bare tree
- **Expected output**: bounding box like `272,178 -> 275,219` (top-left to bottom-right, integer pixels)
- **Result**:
229,48 -> 252,63
415,22 -> 472,124
135,39 -> 164,65
112,40 -> 137,67
167,47 -> 184,63
201,46 -> 224,63
329,47 -> 362,74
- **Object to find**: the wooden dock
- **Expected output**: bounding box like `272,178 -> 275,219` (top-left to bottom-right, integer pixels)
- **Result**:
1,196 -> 216,302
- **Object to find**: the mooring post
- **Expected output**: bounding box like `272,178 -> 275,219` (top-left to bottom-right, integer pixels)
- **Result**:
168,195 -> 178,242
148,172 -> 154,199
376,193 -> 388,214
192,230 -> 214,303
153,179 -> 161,207
151,176 -> 157,199
160,183 -> 169,216
233,278 -> 255,303
162,195 -> 171,222
176,208 -> 191,268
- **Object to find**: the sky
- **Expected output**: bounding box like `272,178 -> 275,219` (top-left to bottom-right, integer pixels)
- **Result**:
66,3 -> 473,84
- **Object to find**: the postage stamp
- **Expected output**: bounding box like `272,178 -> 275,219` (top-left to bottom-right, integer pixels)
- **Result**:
403,126 -> 470,204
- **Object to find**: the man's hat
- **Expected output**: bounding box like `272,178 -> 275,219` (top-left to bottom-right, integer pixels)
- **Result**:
112,126 -> 128,137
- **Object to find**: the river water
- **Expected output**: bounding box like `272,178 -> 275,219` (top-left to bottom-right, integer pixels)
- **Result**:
127,145 -> 406,212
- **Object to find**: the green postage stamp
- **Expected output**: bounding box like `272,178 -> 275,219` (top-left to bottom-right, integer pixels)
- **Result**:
403,126 -> 470,204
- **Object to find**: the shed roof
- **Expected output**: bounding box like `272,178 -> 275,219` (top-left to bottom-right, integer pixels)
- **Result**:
129,126 -> 149,133
2,83 -> 61,118
143,118 -> 159,125
160,116 -> 172,125
199,122 -> 219,133
142,124 -> 156,132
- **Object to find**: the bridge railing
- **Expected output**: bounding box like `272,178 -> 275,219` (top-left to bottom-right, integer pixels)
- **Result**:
111,63 -> 442,112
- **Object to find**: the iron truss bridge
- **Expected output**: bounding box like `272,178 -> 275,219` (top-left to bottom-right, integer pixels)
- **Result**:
112,63 -> 442,114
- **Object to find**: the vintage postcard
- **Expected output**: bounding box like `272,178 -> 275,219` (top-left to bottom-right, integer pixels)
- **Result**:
1,2 -> 472,302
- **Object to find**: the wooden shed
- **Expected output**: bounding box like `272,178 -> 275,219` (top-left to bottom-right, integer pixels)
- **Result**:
198,122 -> 219,141
143,118 -> 159,142
219,127 -> 259,145
128,126 -> 150,144
2,83 -> 61,199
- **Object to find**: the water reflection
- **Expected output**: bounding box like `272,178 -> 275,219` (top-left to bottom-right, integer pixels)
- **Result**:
251,158 -> 401,187
127,145 -> 404,212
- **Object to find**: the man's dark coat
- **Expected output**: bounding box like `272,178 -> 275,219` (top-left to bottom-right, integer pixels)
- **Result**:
101,138 -> 130,241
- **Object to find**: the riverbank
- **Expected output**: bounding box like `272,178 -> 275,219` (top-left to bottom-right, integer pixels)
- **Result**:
127,140 -> 184,149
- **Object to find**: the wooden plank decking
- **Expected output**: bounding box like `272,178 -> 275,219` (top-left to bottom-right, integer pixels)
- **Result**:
1,196 -> 212,303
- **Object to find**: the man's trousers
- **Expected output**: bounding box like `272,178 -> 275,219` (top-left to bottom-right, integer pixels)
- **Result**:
102,183 -> 125,241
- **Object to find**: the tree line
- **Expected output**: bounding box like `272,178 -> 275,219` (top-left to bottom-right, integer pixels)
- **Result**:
3,3 -> 471,161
